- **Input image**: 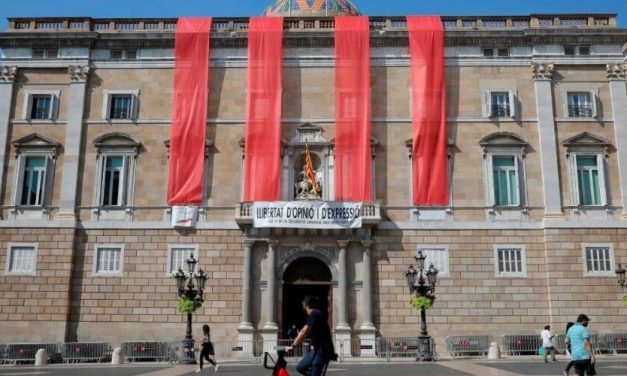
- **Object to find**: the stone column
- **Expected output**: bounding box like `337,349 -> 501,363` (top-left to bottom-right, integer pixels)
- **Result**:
261,240 -> 279,353
359,240 -> 376,357
238,240 -> 255,355
532,63 -> 563,217
335,240 -> 351,357
0,66 -> 17,219
607,64 -> 627,217
57,66 -> 90,220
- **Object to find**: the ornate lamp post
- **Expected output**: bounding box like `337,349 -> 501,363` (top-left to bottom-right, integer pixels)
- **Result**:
616,264 -> 625,287
405,250 -> 438,361
172,255 -> 208,364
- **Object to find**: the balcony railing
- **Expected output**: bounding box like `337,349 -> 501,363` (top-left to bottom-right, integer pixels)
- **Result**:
568,104 -> 593,118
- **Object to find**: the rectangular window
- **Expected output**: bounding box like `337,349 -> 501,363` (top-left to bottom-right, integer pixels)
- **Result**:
538,18 -> 554,27
512,20 -> 530,28
495,247 -> 526,277
492,156 -> 519,206
418,246 -> 450,277
109,95 -> 132,119
567,92 -> 593,117
94,246 -> 124,275
583,245 -> 614,275
94,23 -> 110,31
490,92 -> 511,117
30,95 -> 52,120
482,48 -> 494,57
20,156 -> 47,206
111,49 -> 137,60
32,48 -> 58,59
101,156 -> 124,206
576,155 -> 602,206
6,244 -> 37,275
168,246 -> 199,274
578,46 -> 590,56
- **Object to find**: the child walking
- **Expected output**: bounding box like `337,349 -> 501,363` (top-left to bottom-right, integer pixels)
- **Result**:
196,324 -> 219,373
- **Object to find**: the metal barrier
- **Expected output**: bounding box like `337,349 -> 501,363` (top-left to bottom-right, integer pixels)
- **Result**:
606,332 -> 627,354
211,340 -> 258,360
3,343 -> 57,364
375,337 -> 437,361
120,341 -> 171,362
60,342 -> 111,363
338,339 -> 377,360
257,339 -> 311,359
502,335 -> 541,356
0,344 -> 6,364
445,336 -> 491,357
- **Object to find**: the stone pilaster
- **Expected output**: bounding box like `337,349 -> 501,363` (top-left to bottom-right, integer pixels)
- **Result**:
335,240 -> 351,357
359,240 -> 376,357
260,240 -> 279,353
531,63 -> 563,217
607,63 -> 627,217
238,240 -> 255,352
57,66 -> 90,220
0,66 -> 17,218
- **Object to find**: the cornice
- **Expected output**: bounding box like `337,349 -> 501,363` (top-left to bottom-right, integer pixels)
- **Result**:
0,29 -> 626,49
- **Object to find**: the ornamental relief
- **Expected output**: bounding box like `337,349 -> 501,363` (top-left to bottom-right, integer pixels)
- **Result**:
278,246 -> 338,278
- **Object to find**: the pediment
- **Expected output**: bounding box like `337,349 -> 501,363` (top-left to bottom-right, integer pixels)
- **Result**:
562,132 -> 611,147
93,132 -> 141,148
479,132 -> 529,147
292,122 -> 326,144
12,133 -> 61,155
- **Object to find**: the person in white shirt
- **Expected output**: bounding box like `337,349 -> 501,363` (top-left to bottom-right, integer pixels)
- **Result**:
541,324 -> 557,362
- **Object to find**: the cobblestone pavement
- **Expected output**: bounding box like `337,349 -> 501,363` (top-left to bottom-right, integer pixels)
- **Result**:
0,357 -> 626,376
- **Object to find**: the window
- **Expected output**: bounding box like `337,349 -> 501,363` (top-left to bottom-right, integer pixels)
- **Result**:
538,18 -> 554,27
576,155 -> 603,206
144,23 -> 160,30
494,246 -> 526,277
582,245 -> 615,276
92,133 -> 140,215
93,245 -> 124,276
492,156 -> 519,206
482,90 -> 516,118
101,156 -> 125,206
111,49 -> 137,60
564,46 -> 591,56
168,245 -> 199,274
35,22 -> 62,30
567,92 -> 596,118
512,20 -> 529,28
23,91 -> 59,120
462,20 -> 476,28
560,18 -> 587,27
94,23 -> 110,31
20,156 -> 47,206
32,48 -> 58,59
5,244 -> 37,275
418,246 -> 450,277
102,90 -> 139,120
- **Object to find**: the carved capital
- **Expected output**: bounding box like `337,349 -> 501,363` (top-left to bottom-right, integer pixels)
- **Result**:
531,63 -> 555,81
67,65 -> 90,82
0,66 -> 17,83
606,63 -> 626,80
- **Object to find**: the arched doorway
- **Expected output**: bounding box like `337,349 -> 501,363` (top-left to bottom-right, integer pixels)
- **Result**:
281,257 -> 332,339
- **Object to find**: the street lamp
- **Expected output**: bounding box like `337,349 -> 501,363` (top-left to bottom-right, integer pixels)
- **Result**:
616,264 -> 625,288
172,254 -> 208,364
405,250 -> 439,361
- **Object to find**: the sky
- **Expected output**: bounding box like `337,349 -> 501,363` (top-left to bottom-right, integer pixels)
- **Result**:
0,0 -> 625,30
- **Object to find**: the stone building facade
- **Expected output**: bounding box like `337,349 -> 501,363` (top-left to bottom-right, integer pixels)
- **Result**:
0,4 -> 626,354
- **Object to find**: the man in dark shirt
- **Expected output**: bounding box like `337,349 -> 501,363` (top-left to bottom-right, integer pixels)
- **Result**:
286,295 -> 335,376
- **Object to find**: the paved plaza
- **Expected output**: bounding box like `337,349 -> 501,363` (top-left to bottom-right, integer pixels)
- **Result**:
1,357 -> 626,376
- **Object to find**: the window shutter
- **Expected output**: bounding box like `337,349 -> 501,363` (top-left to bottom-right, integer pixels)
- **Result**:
43,156 -> 55,207
482,90 -> 491,118
120,156 -> 130,206
514,156 -> 521,206
590,90 -> 598,118
24,95 -> 34,120
572,154 -> 582,205
597,154 -> 607,206
13,155 -> 26,205
508,91 -> 517,118
102,93 -> 111,120
97,155 -> 107,205
487,155 -> 495,206
130,94 -> 139,119
50,93 -> 60,120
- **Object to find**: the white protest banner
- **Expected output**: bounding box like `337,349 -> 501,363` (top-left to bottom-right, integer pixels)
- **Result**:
253,201 -> 362,229
171,206 -> 198,228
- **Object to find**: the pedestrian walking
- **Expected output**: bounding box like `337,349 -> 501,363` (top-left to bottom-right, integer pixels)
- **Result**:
196,324 -> 219,373
286,295 -> 337,376
565,314 -> 595,376
541,324 -> 556,362
563,322 -> 575,375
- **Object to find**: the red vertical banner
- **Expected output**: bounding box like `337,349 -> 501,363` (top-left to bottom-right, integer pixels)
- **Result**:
408,16 -> 448,206
243,17 -> 284,201
334,16 -> 372,202
167,18 -> 212,205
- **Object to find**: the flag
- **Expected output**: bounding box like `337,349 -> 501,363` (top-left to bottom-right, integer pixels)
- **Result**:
305,145 -> 318,196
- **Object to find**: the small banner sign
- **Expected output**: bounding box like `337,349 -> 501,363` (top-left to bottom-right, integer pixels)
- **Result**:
253,201 -> 363,229
172,206 -> 199,228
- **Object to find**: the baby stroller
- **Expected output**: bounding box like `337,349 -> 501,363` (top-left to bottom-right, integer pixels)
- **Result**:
264,347 -> 290,376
